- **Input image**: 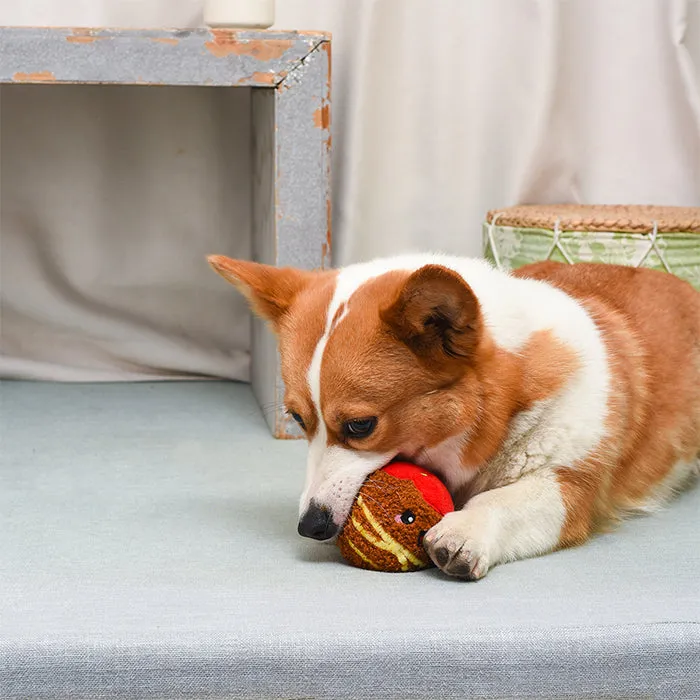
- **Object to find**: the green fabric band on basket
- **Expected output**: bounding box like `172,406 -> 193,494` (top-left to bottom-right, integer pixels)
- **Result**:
482,223 -> 700,292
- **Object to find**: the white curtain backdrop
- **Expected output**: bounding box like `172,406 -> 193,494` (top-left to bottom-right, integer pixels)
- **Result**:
2,0 -> 699,381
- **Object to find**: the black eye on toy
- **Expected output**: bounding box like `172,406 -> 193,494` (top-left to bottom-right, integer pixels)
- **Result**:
400,509 -> 416,525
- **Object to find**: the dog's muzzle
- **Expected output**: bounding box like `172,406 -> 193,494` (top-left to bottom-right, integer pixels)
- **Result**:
298,501 -> 339,541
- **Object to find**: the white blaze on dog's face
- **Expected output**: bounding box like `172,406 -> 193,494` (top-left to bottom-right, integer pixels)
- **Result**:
208,256 -> 484,540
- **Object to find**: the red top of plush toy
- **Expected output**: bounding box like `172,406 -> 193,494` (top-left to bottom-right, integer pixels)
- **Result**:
383,462 -> 454,515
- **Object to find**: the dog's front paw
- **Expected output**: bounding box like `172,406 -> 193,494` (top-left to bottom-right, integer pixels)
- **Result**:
423,511 -> 492,580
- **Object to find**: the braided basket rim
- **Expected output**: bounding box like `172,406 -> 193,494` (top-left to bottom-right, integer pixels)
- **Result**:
485,204 -> 700,234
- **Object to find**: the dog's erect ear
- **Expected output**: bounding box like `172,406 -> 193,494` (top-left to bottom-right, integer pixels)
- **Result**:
381,265 -> 481,367
208,256 -> 313,327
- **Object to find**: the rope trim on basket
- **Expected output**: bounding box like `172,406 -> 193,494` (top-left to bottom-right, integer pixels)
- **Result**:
486,204 -> 700,234
636,221 -> 672,273
544,219 -> 575,265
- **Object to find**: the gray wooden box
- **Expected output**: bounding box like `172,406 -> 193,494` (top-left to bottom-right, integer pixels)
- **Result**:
0,27 -> 332,438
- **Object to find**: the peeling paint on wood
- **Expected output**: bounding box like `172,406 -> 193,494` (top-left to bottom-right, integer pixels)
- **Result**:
66,28 -> 105,44
321,41 -> 333,270
204,32 -> 293,60
322,198 -> 333,265
248,71 -> 276,85
12,71 -> 56,82
0,28 -> 327,87
150,37 -> 179,46
66,36 -> 98,44
295,29 -> 332,39
313,104 -> 330,129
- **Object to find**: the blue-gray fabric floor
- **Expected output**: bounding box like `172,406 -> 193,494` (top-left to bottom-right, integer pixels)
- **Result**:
1,381 -> 698,699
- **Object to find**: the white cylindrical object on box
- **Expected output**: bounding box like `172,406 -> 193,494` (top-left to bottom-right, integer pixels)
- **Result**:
204,0 -> 275,29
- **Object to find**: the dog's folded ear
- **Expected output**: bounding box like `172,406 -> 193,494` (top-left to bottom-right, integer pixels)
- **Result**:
381,265 -> 482,367
208,256 -> 314,328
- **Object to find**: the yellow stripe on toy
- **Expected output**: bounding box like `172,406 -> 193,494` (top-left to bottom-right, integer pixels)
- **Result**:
350,513 -> 412,572
346,537 -> 380,570
356,496 -> 427,569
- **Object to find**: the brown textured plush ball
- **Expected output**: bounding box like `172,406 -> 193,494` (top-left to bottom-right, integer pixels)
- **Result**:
337,463 -> 454,572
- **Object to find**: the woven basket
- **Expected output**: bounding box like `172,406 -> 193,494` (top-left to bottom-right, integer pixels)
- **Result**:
483,204 -> 700,291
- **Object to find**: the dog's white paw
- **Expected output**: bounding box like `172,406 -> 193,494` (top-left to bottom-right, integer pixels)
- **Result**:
423,510 -> 493,580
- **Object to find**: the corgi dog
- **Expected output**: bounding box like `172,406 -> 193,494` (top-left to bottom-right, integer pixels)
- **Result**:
209,254 -> 700,579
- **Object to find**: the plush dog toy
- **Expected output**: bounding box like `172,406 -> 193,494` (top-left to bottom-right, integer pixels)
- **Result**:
336,463 -> 454,572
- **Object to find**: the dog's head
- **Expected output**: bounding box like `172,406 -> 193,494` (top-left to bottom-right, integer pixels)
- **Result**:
209,256 -> 485,540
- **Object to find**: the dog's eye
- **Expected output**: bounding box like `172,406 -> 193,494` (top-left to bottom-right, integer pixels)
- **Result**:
400,510 -> 416,525
343,417 -> 377,439
289,412 -> 306,430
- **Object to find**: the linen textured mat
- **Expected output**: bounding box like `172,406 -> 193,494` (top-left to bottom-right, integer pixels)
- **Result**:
1,381 -> 698,699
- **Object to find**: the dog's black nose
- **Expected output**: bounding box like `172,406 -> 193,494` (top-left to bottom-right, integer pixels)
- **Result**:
298,502 -> 339,540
